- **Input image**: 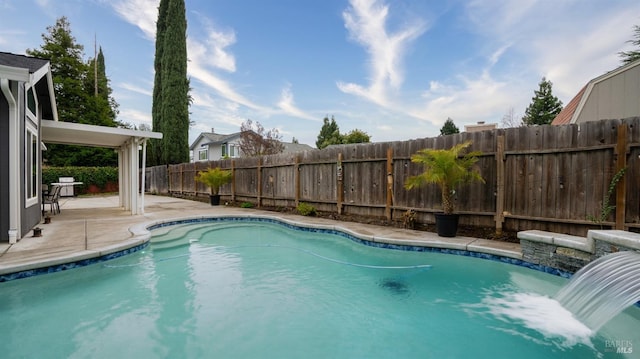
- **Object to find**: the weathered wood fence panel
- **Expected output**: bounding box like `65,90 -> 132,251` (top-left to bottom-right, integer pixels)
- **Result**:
153,118 -> 640,236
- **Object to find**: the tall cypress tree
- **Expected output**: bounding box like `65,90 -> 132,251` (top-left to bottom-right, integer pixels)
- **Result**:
522,77 -> 563,126
85,47 -> 119,127
149,0 -> 170,166
161,0 -> 189,164
150,0 -> 189,165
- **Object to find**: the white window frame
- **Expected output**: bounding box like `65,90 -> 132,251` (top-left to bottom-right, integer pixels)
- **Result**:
198,148 -> 208,161
25,117 -> 39,207
25,84 -> 39,207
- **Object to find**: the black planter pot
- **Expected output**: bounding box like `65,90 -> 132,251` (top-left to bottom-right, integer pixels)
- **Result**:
209,194 -> 221,206
434,213 -> 459,237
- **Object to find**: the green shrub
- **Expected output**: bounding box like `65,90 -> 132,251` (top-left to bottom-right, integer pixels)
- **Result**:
240,202 -> 254,208
42,166 -> 118,194
296,202 -> 316,216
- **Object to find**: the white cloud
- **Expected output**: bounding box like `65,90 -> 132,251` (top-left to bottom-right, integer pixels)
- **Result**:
277,84 -> 317,121
118,108 -> 151,125
338,0 -> 427,106
109,0 -> 159,40
119,82 -> 152,97
463,0 -> 640,102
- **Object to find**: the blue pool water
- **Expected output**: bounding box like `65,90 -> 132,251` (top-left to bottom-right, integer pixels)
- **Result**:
0,219 -> 638,358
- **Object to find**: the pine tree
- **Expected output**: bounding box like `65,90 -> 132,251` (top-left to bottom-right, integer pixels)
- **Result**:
316,116 -> 343,149
27,17 -> 119,166
440,118 -> 460,135
522,77 -> 563,126
619,25 -> 640,65
27,17 -> 87,124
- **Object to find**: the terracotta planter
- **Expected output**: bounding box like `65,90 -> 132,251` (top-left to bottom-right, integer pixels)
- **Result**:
434,213 -> 459,237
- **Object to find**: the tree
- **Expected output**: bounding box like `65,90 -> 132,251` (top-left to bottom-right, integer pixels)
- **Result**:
27,17 -> 87,125
500,107 -> 522,128
85,47 -> 120,127
522,77 -> 563,126
440,118 -> 460,135
238,119 -> 285,157
343,129 -> 371,144
27,17 -> 119,166
619,25 -> 640,65
316,116 -> 343,149
158,0 -> 190,164
149,0 -> 170,166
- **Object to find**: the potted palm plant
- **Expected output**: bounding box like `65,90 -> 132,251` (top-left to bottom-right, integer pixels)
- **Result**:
404,140 -> 484,237
195,167 -> 233,206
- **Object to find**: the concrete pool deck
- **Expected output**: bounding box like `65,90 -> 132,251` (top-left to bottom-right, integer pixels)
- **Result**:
0,195 -> 522,277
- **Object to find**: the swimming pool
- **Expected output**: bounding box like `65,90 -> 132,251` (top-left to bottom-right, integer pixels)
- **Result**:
0,218 -> 638,358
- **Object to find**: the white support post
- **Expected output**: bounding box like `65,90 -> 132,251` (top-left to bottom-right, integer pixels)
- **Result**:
140,139 -> 147,214
117,148 -> 124,208
1,79 -> 20,243
121,142 -> 130,211
129,138 -> 139,215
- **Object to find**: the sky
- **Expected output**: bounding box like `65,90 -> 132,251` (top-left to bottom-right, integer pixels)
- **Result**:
1,0 -> 639,148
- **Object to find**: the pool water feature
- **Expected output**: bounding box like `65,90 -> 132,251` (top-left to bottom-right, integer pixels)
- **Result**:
0,219 -> 638,358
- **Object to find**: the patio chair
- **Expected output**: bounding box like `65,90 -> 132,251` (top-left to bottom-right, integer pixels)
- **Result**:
43,185 -> 62,214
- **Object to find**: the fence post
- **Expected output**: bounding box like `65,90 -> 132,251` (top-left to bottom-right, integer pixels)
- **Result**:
295,155 -> 300,207
257,158 -> 263,207
495,135 -> 506,235
615,124 -> 628,230
231,160 -> 236,203
337,152 -> 343,214
385,146 -> 393,221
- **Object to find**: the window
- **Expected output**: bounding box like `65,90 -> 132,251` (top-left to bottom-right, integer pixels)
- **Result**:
229,144 -> 235,157
27,87 -> 36,115
25,123 -> 38,206
221,144 -> 227,157
198,148 -> 208,161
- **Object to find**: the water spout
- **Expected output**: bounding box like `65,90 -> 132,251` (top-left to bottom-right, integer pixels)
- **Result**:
555,251 -> 640,332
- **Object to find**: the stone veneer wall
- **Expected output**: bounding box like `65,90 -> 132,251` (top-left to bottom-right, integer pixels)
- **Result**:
519,230 -> 640,274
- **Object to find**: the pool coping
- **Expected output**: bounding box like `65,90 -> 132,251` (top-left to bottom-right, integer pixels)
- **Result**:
0,214 -> 557,281
0,213 -> 571,283
139,215 -> 573,279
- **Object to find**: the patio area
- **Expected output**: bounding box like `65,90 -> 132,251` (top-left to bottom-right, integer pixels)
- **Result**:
0,195 -> 522,277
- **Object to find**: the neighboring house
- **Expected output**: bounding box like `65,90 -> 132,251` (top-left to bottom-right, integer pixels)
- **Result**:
190,130 -> 242,161
464,121 -> 497,133
1,52 -> 161,243
552,59 -> 640,125
190,129 -> 314,162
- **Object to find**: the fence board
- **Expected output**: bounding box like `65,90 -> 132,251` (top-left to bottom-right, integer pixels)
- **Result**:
153,118 -> 640,235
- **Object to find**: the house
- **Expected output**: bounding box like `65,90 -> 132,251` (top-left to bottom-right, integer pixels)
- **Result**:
190,130 -> 242,161
464,121 -> 497,133
1,52 -> 162,243
552,59 -> 640,125
190,129 -> 314,162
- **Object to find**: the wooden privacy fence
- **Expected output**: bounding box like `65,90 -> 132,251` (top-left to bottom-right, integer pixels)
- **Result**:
146,118 -> 640,236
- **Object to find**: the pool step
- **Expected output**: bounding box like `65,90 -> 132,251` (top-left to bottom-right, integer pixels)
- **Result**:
150,222 -> 239,250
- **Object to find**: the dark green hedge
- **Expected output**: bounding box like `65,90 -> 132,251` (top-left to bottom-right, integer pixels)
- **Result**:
42,167 -> 118,194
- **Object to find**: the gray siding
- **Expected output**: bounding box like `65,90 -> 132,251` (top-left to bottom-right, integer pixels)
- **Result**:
0,88 -> 8,242
17,83 -> 41,237
577,64 -> 640,123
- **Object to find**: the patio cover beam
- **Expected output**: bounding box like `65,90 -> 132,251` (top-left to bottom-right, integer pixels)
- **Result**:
41,120 -> 162,215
